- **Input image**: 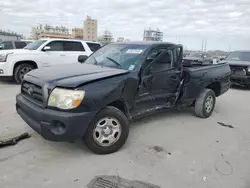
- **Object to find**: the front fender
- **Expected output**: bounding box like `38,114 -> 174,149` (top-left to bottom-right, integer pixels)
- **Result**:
80,73 -> 139,113
6,53 -> 39,75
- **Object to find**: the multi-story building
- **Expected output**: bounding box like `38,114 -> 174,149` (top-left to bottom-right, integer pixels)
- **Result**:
0,30 -> 23,41
72,28 -> 84,39
31,24 -> 72,39
143,28 -> 163,42
83,16 -> 97,41
31,16 -> 98,41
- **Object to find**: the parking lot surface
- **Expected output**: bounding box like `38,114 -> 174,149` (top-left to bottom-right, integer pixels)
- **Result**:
0,80 -> 250,188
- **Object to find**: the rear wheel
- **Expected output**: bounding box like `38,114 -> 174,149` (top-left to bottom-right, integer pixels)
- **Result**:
14,64 -> 35,84
84,106 -> 129,154
195,89 -> 216,118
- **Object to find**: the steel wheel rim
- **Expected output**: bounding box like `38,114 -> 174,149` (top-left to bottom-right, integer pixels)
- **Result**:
93,117 -> 122,147
20,67 -> 33,80
205,95 -> 214,113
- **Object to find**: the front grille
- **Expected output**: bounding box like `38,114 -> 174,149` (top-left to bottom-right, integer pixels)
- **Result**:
21,81 -> 43,104
230,65 -> 247,75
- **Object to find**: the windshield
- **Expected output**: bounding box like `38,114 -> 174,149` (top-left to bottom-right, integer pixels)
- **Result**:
84,43 -> 149,70
188,53 -> 203,58
225,52 -> 250,61
24,40 -> 47,50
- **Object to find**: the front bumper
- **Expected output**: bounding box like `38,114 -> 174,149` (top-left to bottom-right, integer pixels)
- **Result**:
230,74 -> 250,86
0,62 -> 12,76
16,94 -> 98,141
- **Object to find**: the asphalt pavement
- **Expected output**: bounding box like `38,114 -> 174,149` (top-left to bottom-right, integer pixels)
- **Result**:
0,80 -> 250,188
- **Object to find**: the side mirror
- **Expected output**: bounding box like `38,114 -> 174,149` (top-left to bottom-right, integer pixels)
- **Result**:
43,46 -> 51,51
0,46 -> 3,49
220,58 -> 225,61
78,55 -> 88,63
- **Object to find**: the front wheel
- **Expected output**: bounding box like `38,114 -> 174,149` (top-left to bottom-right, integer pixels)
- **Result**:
14,64 -> 35,84
84,106 -> 129,154
194,89 -> 216,118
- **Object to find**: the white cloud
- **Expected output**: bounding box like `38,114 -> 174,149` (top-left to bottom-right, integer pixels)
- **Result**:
228,12 -> 243,17
195,20 -> 209,25
0,0 -> 250,50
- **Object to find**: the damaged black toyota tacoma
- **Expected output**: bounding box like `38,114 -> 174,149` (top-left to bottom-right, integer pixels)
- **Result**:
16,42 -> 231,154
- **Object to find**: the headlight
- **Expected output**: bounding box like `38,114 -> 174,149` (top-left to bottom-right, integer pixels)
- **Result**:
0,54 -> 7,62
247,67 -> 250,72
48,88 -> 85,109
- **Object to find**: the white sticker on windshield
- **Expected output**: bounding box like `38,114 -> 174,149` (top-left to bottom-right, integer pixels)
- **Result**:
126,49 -> 143,54
128,65 -> 135,70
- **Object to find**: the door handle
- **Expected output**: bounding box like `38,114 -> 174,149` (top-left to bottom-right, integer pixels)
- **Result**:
60,54 -> 66,56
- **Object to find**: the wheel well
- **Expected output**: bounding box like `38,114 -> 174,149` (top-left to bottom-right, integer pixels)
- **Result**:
108,100 -> 127,116
13,61 -> 38,74
206,82 -> 221,96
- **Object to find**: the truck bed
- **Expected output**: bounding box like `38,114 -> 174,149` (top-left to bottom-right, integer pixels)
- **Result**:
180,62 -> 231,102
184,62 -> 228,72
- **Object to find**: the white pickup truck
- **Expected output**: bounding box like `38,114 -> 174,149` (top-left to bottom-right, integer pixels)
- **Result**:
0,38 -> 101,83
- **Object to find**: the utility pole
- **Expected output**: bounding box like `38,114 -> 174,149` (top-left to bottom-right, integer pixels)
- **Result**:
204,39 -> 207,52
201,39 -> 204,52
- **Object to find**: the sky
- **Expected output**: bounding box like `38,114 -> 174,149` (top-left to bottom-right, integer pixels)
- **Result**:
1,0 -> 250,51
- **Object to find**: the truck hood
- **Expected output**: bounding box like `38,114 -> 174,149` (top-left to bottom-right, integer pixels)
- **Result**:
25,63 -> 130,88
221,60 -> 250,66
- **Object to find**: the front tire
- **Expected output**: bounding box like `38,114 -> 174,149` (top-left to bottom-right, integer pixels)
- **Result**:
84,106 -> 129,154
14,64 -> 35,84
195,89 -> 216,118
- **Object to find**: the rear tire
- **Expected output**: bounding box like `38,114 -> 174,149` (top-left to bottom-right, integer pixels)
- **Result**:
195,89 -> 216,118
14,64 -> 35,84
84,106 -> 129,154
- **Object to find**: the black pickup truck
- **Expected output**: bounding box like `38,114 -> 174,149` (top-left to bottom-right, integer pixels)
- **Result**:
16,42 -> 231,154
221,51 -> 250,87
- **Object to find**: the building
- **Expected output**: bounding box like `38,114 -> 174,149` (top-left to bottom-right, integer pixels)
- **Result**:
31,24 -> 72,39
72,28 -> 84,39
143,27 -> 163,42
83,16 -> 97,41
31,16 -> 98,41
39,33 -> 73,39
31,24 -> 42,39
0,30 -> 23,41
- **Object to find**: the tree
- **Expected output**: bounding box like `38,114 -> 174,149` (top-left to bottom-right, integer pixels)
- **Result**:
98,30 -> 113,45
